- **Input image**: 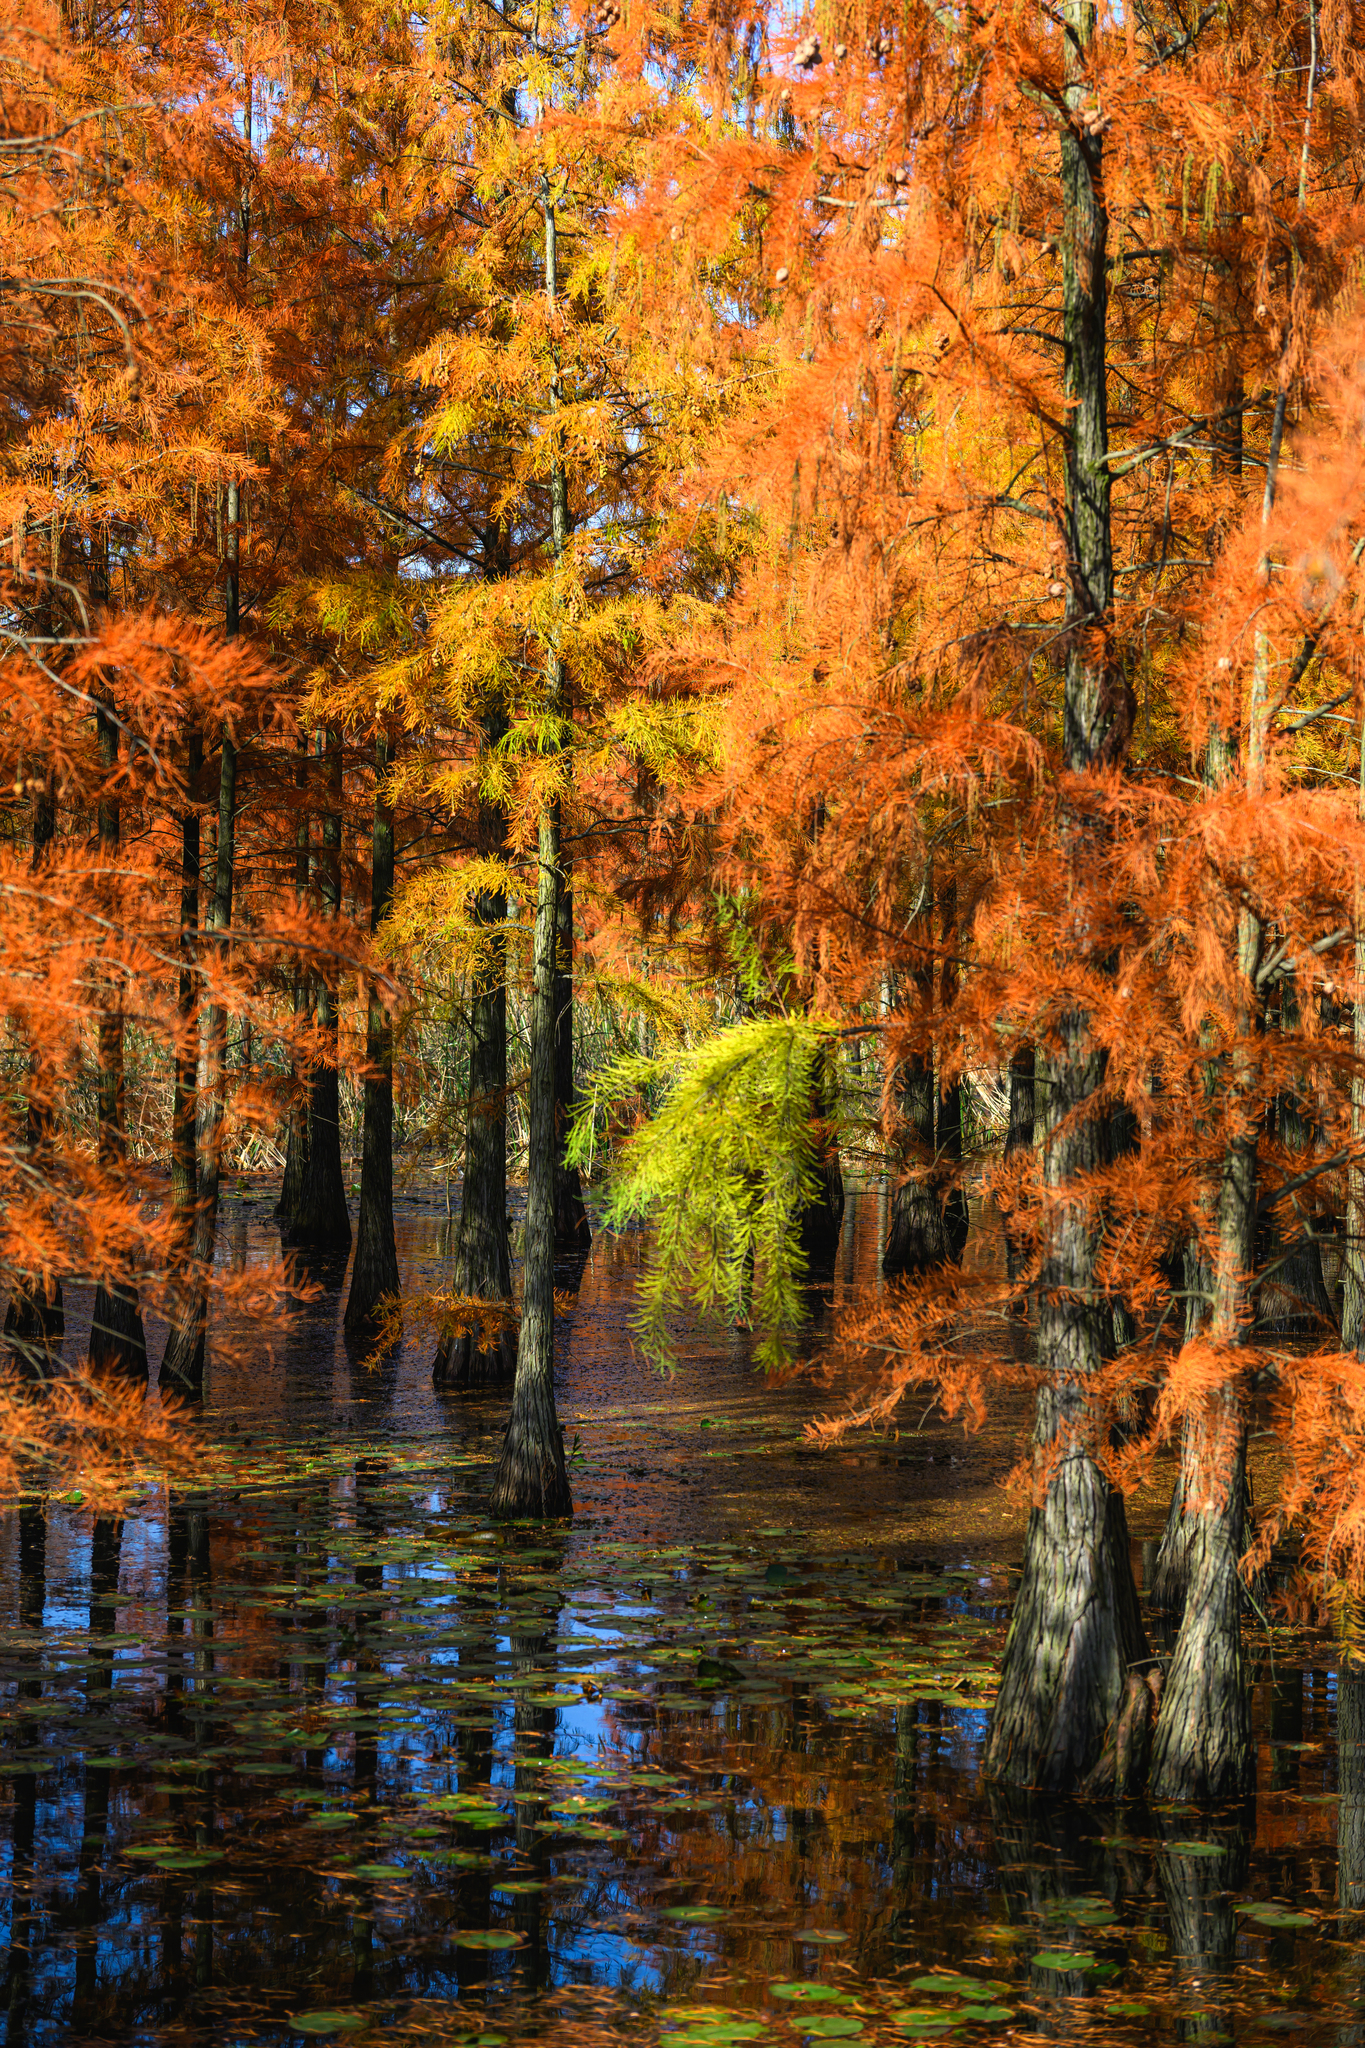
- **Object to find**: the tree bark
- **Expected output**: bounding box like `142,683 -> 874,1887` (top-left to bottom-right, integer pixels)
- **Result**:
159,482 -> 241,1392
170,725 -> 202,1256
276,737 -> 311,1228
287,725 -> 352,1252
434,709 -> 516,1388
1147,908 -> 1259,1803
490,799 -> 571,1518
885,885 -> 943,1276
984,9 -> 1143,1788
345,733 -> 400,1330
553,873 -> 591,1253
489,176 -> 573,1519
1002,1042 -> 1036,1284
89,675 -> 148,1384
6,763 -> 64,1377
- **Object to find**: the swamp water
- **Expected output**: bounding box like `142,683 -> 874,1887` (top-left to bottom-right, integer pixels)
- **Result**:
0,1190 -> 1359,2047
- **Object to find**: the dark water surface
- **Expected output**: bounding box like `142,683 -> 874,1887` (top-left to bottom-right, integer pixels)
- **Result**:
0,1190 -> 1358,2047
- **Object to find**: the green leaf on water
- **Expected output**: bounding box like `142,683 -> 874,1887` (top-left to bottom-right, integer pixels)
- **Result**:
1167,1841 -> 1226,1858
798,1931 -> 848,1945
288,2012 -> 367,2036
1239,1904 -> 1315,1928
453,1929 -> 524,1949
349,1863 -> 406,1881
1032,1951 -> 1100,1972
770,1986 -> 849,2003
662,1905 -> 727,1923
1105,2004 -> 1151,2018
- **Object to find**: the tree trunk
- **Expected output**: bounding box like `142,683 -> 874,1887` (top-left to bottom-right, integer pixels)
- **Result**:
1147,909 -> 1260,1804
885,878 -> 961,1275
489,177 -> 573,1519
159,480 -> 241,1393
6,766 -> 63,1377
885,886 -> 942,1276
170,726 -> 202,1257
89,685 -> 147,1385
345,733 -> 400,1330
984,10 -> 1143,1788
434,716 -> 516,1388
1002,1042 -> 1035,1284
799,1041 -> 846,1271
552,730 -> 589,1258
287,725 -> 352,1252
490,800 -> 571,1518
276,737 -> 311,1228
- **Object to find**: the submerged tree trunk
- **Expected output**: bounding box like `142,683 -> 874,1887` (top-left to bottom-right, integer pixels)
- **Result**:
160,482 -> 241,1394
435,711 -> 516,1388
490,177 -> 573,1519
89,683 -> 148,1385
345,733 -> 400,1331
287,726 -> 352,1253
276,737 -> 311,1228
984,8 -> 1143,1789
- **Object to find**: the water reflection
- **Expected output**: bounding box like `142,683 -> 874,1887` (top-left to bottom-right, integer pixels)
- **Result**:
0,1190 -> 1353,2045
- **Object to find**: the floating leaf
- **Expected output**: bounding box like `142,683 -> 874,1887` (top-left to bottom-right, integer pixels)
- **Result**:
770,1986 -> 850,2003
454,1929 -> 524,1949
1032,1951 -> 1100,1972
288,2013 -> 367,2036
349,1863 -> 406,1881
661,1905 -> 727,1924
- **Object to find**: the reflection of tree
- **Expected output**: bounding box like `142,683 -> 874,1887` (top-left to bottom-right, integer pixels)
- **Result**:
1341,1665 -> 1365,1915
71,1516 -> 125,2032
989,1788 -> 1122,2002
1154,1810 -> 1250,2045
454,1554 -> 498,1999
0,1502 -> 47,2034
507,1540 -> 565,1995
1338,1662 -> 1365,2048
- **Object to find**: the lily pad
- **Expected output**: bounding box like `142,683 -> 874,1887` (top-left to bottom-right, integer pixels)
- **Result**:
454,1929 -> 524,1949
349,1863 -> 406,1881
1167,1841 -> 1227,1858
662,1905 -> 727,1924
770,1986 -> 850,2004
1032,1950 -> 1100,1972
288,2013 -> 367,2036
1239,1904 -> 1315,1928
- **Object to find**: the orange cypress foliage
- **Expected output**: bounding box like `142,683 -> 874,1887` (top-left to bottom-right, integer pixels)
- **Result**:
568,0 -> 1365,1795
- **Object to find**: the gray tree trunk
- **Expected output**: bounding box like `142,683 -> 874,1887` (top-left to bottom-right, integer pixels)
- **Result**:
983,0 -> 1142,1791
1147,903 -> 1260,1802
